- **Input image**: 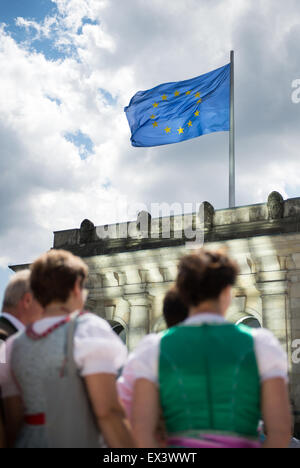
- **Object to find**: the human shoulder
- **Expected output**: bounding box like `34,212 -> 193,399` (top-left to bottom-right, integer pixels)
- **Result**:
77,311 -> 111,326
73,312 -> 127,376
125,333 -> 162,385
135,333 -> 162,351
7,330 -> 25,350
0,334 -> 21,395
251,327 -> 288,383
76,312 -> 113,335
251,327 -> 285,350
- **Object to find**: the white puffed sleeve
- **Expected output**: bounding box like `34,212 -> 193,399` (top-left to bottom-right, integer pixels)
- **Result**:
0,336 -> 20,398
120,333 -> 161,386
117,334 -> 160,416
73,314 -> 128,376
253,328 -> 288,383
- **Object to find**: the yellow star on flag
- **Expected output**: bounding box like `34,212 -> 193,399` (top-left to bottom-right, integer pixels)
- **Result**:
197,98 -> 202,104
152,121 -> 158,128
162,94 -> 167,101
174,91 -> 180,97
194,110 -> 200,117
150,114 -> 156,119
165,126 -> 171,133
177,127 -> 184,135
188,121 -> 193,127
153,103 -> 158,108
186,91 -> 191,95
195,92 -> 201,98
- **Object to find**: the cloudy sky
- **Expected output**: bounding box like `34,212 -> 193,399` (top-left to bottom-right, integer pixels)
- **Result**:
0,0 -> 300,304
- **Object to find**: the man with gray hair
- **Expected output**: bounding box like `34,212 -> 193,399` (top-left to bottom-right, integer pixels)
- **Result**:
0,270 -> 43,341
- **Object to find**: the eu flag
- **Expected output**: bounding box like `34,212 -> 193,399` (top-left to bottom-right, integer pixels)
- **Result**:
125,63 -> 230,148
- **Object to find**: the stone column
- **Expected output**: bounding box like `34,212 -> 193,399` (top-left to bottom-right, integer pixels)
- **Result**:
287,257 -> 300,436
124,294 -> 151,351
256,279 -> 289,351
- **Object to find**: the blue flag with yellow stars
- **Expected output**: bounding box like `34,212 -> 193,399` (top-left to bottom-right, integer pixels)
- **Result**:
124,63 -> 230,147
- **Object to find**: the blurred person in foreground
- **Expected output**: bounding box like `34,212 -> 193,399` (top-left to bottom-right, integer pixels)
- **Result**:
1,250 -> 134,448
131,249 -> 291,449
118,287 -> 188,419
0,270 -> 43,448
0,270 -> 43,341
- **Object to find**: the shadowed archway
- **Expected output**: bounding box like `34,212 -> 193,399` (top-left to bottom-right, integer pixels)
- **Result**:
236,316 -> 261,329
109,320 -> 127,344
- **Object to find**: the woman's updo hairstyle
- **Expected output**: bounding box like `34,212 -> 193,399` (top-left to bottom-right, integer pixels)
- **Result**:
176,249 -> 239,307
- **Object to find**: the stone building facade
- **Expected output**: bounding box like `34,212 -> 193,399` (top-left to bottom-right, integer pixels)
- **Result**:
10,192 -> 300,434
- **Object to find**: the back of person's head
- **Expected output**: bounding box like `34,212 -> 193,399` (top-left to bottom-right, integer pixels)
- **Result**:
30,250 -> 88,308
163,288 -> 188,328
176,249 -> 239,308
2,270 -> 31,312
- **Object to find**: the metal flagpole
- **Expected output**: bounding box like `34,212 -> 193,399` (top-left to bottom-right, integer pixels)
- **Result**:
229,50 -> 236,208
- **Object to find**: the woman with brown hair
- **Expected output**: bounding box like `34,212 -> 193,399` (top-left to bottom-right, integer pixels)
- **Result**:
1,250 -> 134,448
131,249 -> 291,448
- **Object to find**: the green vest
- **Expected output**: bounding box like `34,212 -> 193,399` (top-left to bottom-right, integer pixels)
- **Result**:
158,323 -> 261,439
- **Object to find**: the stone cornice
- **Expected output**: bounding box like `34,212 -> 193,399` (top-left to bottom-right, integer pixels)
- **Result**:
50,194 -> 300,259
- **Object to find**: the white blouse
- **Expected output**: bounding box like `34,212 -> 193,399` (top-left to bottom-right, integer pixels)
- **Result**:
0,312 -> 127,398
118,314 -> 288,406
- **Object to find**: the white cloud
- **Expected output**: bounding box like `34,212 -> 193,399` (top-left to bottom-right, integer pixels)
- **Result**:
0,0 -> 300,270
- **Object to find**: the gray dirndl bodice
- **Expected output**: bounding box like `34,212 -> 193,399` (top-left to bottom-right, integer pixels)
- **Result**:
11,312 -> 104,448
